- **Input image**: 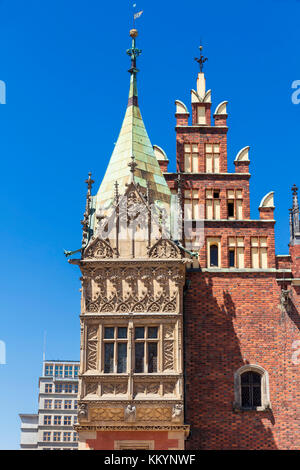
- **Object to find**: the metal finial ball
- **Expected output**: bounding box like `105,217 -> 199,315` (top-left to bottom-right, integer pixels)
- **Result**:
130,29 -> 138,38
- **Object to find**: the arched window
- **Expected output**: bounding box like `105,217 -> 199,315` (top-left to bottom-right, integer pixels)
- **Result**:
241,371 -> 261,408
210,244 -> 219,267
234,365 -> 271,411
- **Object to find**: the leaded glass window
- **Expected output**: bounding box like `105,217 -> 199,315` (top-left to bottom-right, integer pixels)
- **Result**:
103,326 -> 128,373
241,371 -> 262,408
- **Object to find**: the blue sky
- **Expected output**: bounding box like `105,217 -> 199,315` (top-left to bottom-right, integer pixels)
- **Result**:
0,0 -> 299,449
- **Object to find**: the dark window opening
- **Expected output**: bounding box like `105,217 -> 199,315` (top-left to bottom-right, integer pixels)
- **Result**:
228,201 -> 235,218
213,191 -> 220,199
148,343 -> 158,373
210,244 -> 219,267
117,343 -> 127,373
229,249 -> 235,267
135,342 -> 144,373
241,371 -> 262,408
104,343 -> 114,373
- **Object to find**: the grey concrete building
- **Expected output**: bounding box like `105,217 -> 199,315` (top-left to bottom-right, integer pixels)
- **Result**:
19,360 -> 79,450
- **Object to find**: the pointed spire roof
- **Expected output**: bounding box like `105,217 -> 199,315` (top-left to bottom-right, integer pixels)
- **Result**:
96,29 -> 171,211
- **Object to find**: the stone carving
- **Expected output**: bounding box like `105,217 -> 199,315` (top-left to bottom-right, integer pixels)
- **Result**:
136,407 -> 172,421
115,383 -> 127,395
101,382 -> 127,396
87,326 -> 98,370
84,266 -> 183,313
84,238 -> 114,259
147,382 -> 160,394
164,382 -> 176,395
172,404 -> 183,422
124,404 -> 136,422
149,238 -> 182,259
163,325 -> 174,371
90,408 -> 124,422
102,383 -> 114,395
85,382 -> 98,395
78,403 -> 88,419
134,382 -> 160,396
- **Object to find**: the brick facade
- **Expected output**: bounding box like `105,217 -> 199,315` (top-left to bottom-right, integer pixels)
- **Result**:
71,35 -> 300,449
164,70 -> 300,450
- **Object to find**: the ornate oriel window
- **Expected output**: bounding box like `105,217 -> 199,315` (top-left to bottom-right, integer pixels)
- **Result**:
103,326 -> 128,373
234,365 -> 271,411
134,326 -> 158,373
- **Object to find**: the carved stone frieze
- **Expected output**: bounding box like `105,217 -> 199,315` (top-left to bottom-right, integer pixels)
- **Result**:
90,408 -> 124,422
83,266 -> 184,313
86,325 -> 98,370
163,325 -> 175,371
134,382 -> 160,397
101,382 -> 128,396
136,407 -> 172,421
85,382 -> 98,396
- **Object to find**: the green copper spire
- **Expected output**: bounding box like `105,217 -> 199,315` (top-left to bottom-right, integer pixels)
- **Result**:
95,29 -> 171,213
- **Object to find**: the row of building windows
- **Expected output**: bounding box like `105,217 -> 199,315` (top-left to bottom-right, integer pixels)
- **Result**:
43,431 -> 78,442
44,364 -> 79,378
104,326 -> 158,374
183,188 -> 244,220
205,237 -> 268,269
44,383 -> 78,394
43,415 -> 78,426
44,399 -> 78,410
184,143 -> 222,174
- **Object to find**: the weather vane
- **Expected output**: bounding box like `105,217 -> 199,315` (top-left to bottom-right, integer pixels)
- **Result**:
195,45 -> 208,73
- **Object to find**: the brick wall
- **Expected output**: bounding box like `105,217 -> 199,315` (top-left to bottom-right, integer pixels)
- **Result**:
183,271 -> 300,450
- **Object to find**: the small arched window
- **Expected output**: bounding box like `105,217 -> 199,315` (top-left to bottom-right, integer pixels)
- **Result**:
241,371 -> 261,408
234,365 -> 271,411
210,244 -> 219,267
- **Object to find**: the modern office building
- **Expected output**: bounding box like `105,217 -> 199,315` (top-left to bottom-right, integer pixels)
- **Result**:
19,360 -> 79,450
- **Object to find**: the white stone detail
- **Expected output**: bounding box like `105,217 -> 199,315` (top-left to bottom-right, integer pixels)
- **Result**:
153,145 -> 169,162
234,146 -> 250,162
259,191 -> 275,208
175,100 -> 189,114
214,101 -> 228,115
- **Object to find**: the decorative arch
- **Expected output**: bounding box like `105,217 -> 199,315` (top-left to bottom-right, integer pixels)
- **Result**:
149,238 -> 182,259
84,237 -> 114,259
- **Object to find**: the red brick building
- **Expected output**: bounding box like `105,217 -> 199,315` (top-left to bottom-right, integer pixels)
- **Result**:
69,30 -> 300,450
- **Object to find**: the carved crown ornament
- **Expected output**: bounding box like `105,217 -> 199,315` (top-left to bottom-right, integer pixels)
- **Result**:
78,183 -> 188,262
